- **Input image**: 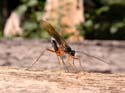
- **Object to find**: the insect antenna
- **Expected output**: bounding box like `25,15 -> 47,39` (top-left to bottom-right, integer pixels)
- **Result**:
75,50 -> 111,65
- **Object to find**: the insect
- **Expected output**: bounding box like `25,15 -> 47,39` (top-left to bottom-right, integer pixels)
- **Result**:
40,20 -> 81,72
27,20 -> 109,72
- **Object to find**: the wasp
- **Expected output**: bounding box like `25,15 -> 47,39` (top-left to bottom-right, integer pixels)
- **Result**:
40,20 -> 82,72
27,20 -> 109,72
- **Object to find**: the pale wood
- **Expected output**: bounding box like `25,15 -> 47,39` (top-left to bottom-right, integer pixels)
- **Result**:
0,67 -> 124,93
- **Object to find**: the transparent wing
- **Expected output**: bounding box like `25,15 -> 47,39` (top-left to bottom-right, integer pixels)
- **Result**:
40,20 -> 68,48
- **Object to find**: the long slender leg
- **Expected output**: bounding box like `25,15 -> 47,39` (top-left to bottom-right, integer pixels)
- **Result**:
66,55 -> 73,66
67,55 -> 78,71
72,56 -> 83,70
78,57 -> 83,70
60,57 -> 69,72
72,57 -> 78,69
26,48 -> 66,70
26,50 -> 45,70
26,48 -> 56,70
57,55 -> 61,65
47,48 -> 62,65
48,49 -> 68,72
57,56 -> 71,72
46,48 -> 55,53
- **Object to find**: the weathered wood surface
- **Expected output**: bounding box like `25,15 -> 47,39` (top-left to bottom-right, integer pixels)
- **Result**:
0,39 -> 125,73
0,39 -> 124,93
0,67 -> 124,93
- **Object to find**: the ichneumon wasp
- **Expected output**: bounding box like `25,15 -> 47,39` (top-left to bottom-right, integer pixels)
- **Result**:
27,20 -> 110,72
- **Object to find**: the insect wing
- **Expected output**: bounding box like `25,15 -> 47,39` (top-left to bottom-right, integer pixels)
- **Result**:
40,20 -> 67,47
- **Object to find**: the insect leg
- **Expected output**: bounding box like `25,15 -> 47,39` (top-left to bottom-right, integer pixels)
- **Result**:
66,55 -> 74,67
46,48 -> 55,53
47,48 -> 63,65
56,55 -> 61,65
26,49 -> 46,70
60,57 -> 69,72
47,48 -> 69,72
67,55 -> 78,71
72,56 -> 84,70
26,48 -> 57,70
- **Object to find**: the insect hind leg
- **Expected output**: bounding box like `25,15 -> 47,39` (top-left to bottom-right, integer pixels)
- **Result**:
60,57 -> 69,72
66,55 -> 81,72
47,48 -> 69,72
66,55 -> 76,69
72,56 -> 84,71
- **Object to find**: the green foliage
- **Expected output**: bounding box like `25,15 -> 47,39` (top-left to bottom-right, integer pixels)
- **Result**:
14,0 -> 125,40
82,0 -> 125,40
0,16 -> 3,38
16,0 -> 48,39
0,31 -> 3,39
0,11 -> 2,37
100,0 -> 125,5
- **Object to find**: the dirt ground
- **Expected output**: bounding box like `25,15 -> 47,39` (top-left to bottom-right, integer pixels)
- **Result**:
0,39 -> 125,93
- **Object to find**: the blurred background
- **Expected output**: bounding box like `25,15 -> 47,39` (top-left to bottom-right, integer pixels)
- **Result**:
1,0 -> 125,40
0,0 -> 125,73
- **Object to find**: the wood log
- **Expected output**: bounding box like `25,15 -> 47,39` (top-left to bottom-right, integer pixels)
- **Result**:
0,67 -> 124,93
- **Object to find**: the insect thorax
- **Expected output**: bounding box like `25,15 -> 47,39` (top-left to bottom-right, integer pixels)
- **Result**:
64,45 -> 75,56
